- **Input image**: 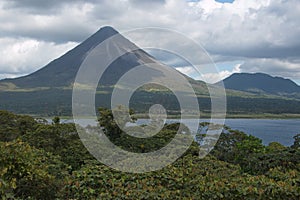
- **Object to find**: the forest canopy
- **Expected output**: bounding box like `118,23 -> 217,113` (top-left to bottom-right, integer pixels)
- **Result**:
0,109 -> 299,199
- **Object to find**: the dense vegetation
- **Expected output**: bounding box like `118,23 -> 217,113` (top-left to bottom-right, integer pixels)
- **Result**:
2,88 -> 300,117
0,109 -> 299,199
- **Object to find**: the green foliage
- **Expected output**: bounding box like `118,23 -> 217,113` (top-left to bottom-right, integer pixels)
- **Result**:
61,156 -> 239,199
210,128 -> 251,163
98,106 -> 124,141
62,155 -> 300,199
52,116 -> 60,125
234,134 -> 265,164
267,141 -> 287,152
209,125 -> 300,175
3,84 -> 300,116
0,110 -> 300,199
240,149 -> 300,175
291,134 -> 300,149
0,140 -> 67,199
0,110 -> 37,142
22,123 -> 93,171
98,107 -> 192,153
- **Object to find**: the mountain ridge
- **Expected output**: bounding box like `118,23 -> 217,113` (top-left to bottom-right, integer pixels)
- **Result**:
219,72 -> 300,98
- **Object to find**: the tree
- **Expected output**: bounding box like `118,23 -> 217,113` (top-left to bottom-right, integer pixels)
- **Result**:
0,110 -> 37,142
267,141 -> 286,152
210,128 -> 249,162
98,106 -> 136,140
22,123 -> 93,171
1,111 -> 300,199
0,140 -> 68,199
291,134 -> 300,149
52,116 -> 60,125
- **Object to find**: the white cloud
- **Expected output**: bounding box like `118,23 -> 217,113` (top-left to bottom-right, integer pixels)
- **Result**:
0,0 -> 299,82
201,63 -> 241,83
175,63 -> 241,83
0,73 -> 27,80
175,66 -> 196,75
0,37 -> 77,75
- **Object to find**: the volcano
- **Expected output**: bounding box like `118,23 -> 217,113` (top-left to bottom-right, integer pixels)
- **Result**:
1,26 -> 300,116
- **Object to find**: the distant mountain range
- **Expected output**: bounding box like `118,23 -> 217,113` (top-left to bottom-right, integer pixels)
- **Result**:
220,73 -> 300,98
1,26 -> 300,116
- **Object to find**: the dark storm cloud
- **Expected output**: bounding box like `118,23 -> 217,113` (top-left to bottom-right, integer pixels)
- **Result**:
2,0 -> 97,11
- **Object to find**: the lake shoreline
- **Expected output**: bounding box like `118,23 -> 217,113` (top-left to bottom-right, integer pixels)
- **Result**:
31,113 -> 300,120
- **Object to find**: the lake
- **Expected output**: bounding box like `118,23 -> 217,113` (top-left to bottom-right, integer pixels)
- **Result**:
136,118 -> 300,146
224,119 -> 300,146
59,118 -> 300,146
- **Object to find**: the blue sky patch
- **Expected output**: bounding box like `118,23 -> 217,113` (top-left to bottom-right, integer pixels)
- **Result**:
215,0 -> 234,3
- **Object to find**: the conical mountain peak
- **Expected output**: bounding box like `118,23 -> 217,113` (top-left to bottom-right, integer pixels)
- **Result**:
86,26 -> 119,46
0,26 -> 151,88
96,26 -> 119,36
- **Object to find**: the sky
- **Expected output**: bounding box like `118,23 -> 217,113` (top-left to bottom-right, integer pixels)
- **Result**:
0,0 -> 299,84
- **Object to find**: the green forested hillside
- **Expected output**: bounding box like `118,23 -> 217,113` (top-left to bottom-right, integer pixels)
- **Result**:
1,85 -> 300,117
0,110 -> 299,199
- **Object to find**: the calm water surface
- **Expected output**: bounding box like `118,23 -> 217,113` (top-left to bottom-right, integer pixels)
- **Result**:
138,118 -> 300,146
224,119 -> 300,146
60,118 -> 300,146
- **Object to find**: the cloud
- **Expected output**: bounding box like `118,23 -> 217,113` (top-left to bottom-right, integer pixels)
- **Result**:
188,0 -> 300,59
2,0 -> 93,13
0,37 -> 77,76
0,0 -> 299,82
0,0 -> 97,43
240,58 -> 300,81
175,66 -> 196,75
176,62 -> 241,84
129,0 -> 166,8
0,73 -> 27,80
201,63 -> 241,83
